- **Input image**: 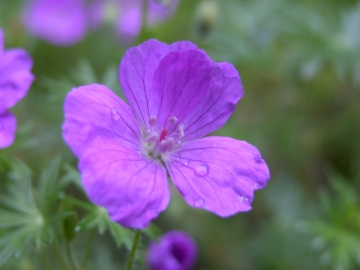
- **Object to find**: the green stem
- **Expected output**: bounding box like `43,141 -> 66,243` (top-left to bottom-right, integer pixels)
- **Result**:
80,230 -> 95,270
126,230 -> 141,270
65,240 -> 77,270
53,238 -> 70,270
142,0 -> 149,31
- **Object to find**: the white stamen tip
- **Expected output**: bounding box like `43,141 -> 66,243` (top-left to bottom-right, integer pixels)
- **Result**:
159,138 -> 174,153
178,123 -> 184,138
144,132 -> 159,142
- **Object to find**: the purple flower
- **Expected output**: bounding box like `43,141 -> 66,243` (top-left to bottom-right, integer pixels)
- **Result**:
62,39 -> 270,228
22,0 -> 179,46
0,29 -> 34,148
116,0 -> 179,43
22,0 -> 89,46
147,231 -> 197,270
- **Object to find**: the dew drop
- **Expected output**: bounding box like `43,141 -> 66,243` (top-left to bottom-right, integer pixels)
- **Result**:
238,195 -> 249,201
254,183 -> 258,189
194,198 -> 204,207
75,226 -> 81,232
212,143 -> 217,147
254,153 -> 262,163
111,108 -> 120,120
184,160 -> 189,166
195,164 -> 209,176
176,157 -> 180,161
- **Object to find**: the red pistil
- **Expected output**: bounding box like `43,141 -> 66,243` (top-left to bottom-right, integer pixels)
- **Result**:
159,129 -> 168,141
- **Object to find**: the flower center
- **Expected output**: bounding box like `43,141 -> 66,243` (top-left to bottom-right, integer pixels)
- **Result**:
142,116 -> 184,161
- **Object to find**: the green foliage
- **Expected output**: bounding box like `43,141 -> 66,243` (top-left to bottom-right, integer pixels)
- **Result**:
1,0 -> 360,269
309,173 -> 360,270
0,158 -> 71,266
70,199 -> 134,249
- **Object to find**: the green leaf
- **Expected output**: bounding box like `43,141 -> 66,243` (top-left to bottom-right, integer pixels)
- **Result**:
77,206 -> 133,248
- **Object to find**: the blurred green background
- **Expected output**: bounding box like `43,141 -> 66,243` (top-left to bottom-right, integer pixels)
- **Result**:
1,0 -> 360,269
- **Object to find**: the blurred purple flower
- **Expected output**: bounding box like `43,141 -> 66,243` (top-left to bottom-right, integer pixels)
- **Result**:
21,0 -> 179,46
62,39 -> 270,228
22,0 -> 90,46
116,0 -> 179,43
147,231 -> 196,270
0,29 -> 34,148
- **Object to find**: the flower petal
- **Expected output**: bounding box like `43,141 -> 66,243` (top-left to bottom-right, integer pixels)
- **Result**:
79,137 -> 170,228
0,48 -> 34,112
22,0 -> 88,46
119,39 -> 198,130
0,112 -> 16,149
62,84 -> 141,158
182,62 -> 243,141
152,49 -> 213,127
166,137 -> 270,216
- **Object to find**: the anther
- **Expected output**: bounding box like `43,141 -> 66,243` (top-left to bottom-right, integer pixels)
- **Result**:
168,116 -> 178,125
149,116 -> 157,127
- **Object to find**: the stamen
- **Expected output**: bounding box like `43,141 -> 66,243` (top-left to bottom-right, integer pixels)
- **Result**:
144,132 -> 159,142
178,123 -> 184,138
159,138 -> 174,153
149,116 -> 157,127
168,116 -> 178,125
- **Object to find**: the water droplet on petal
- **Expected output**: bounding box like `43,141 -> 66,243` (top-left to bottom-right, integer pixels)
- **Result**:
238,195 -> 249,202
194,198 -> 204,207
184,160 -> 189,166
111,108 -> 120,120
176,157 -> 180,161
254,153 -> 262,163
195,164 -> 209,176
213,143 -> 217,147
254,183 -> 258,189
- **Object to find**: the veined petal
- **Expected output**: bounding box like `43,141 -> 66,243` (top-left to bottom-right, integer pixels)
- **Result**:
0,112 -> 16,149
152,49 -> 213,127
182,62 -> 243,141
0,49 -> 34,112
119,39 -> 198,130
22,0 -> 88,46
166,137 -> 270,217
79,137 -> 170,228
62,84 -> 141,158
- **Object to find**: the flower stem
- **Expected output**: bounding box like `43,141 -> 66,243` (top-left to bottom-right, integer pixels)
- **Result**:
65,239 -> 77,270
142,0 -> 149,31
80,230 -> 95,270
53,238 -> 70,270
126,229 -> 141,270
